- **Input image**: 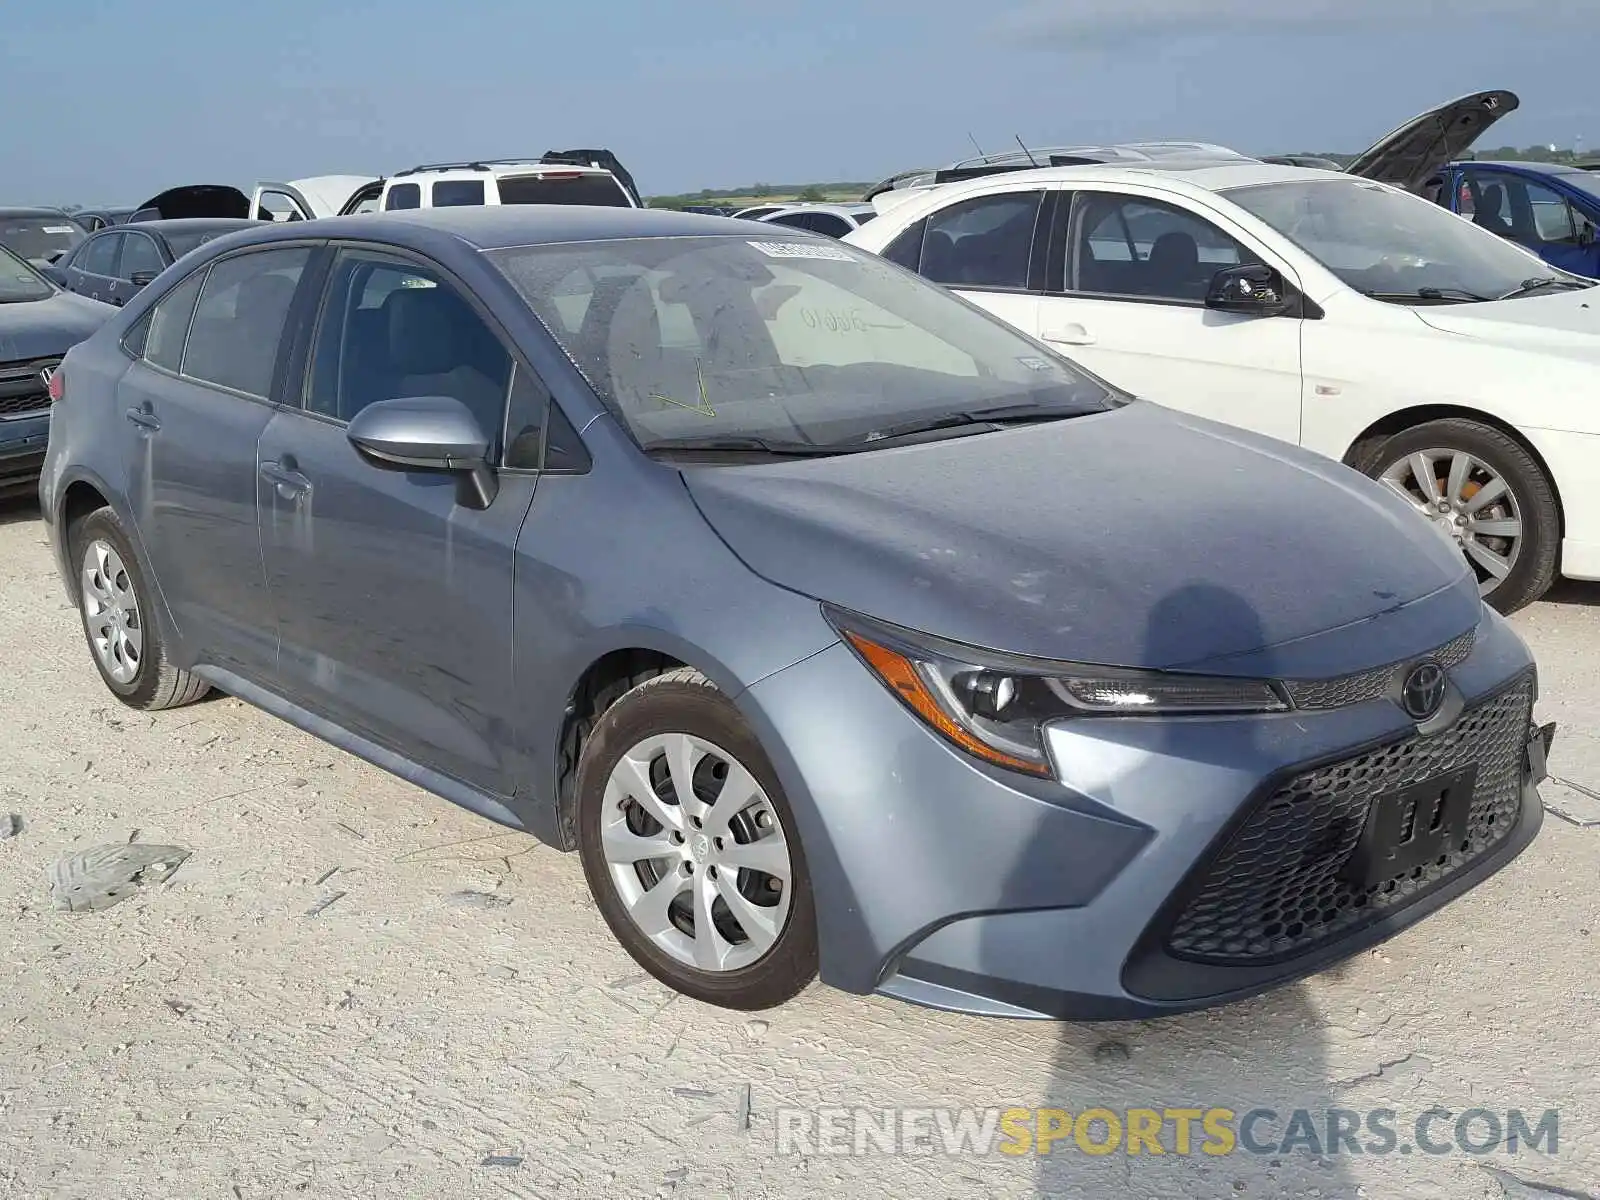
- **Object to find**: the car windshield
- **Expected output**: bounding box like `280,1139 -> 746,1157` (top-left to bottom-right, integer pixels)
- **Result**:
490,234 -> 1116,449
0,244 -> 56,303
1223,178 -> 1594,302
0,215 -> 84,264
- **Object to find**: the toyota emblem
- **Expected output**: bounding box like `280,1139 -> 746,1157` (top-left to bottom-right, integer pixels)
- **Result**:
1400,661 -> 1447,721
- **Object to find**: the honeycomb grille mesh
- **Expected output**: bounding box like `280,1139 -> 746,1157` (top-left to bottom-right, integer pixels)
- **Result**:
1164,674 -> 1531,965
1285,626 -> 1477,711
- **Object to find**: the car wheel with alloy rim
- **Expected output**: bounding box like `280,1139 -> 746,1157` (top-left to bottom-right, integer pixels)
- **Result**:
1353,417 -> 1559,615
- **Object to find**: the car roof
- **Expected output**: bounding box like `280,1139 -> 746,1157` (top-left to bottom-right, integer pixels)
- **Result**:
195,205 -> 769,254
887,159 -> 1350,200
0,207 -> 75,219
113,218 -> 261,236
1453,159 -> 1586,178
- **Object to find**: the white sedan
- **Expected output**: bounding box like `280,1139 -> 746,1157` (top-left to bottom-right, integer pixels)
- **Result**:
845,160 -> 1600,612
754,203 -> 878,239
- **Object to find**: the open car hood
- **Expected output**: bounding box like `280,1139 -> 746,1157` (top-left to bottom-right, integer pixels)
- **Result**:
1345,90 -> 1519,193
130,184 -> 252,221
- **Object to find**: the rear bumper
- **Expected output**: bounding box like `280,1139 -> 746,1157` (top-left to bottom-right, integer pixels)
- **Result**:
742,605 -> 1544,1021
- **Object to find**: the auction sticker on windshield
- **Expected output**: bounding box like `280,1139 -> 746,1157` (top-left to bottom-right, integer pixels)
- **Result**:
748,240 -> 857,262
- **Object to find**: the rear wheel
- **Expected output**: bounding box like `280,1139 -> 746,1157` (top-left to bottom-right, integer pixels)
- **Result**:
1353,418 -> 1559,615
575,668 -> 817,1010
70,507 -> 210,710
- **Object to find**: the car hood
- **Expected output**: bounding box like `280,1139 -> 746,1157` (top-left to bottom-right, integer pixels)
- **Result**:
132,184 -> 252,221
1410,288 -> 1600,361
0,290 -> 115,362
1345,89 -> 1519,193
683,404 -> 1481,679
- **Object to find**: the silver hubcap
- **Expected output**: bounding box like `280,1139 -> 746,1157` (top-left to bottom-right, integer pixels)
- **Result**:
81,539 -> 143,684
1379,449 -> 1522,597
602,732 -> 793,973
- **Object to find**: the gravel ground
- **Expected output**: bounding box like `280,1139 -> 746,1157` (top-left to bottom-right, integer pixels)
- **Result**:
1,497 -> 1596,1200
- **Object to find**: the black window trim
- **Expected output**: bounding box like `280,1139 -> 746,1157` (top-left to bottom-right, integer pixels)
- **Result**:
1055,189 -> 1322,319
287,238 -> 578,474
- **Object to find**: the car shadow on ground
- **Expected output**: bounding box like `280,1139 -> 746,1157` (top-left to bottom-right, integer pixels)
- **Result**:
0,496 -> 42,527
1538,579 -> 1600,609
1007,584 -> 1360,1196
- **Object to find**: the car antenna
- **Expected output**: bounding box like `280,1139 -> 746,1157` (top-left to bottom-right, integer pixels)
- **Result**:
967,132 -> 986,158
1014,134 -> 1039,166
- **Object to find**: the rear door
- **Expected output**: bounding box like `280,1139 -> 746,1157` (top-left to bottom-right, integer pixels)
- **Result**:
255,244 -> 536,794
1037,188 -> 1304,445
878,186 -> 1052,341
117,244 -> 318,678
69,232 -> 123,302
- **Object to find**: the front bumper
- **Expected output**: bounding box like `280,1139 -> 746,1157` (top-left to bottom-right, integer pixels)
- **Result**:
742,606 -> 1546,1020
0,414 -> 49,501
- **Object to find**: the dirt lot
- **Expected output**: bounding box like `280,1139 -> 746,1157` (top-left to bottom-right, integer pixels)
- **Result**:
1,497 -> 1597,1200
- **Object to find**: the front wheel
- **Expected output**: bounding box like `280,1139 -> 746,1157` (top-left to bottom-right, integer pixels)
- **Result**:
1353,418 -> 1560,615
575,668 -> 818,1010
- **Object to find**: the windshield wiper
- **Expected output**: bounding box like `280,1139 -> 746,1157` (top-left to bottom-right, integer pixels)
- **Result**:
639,435 -> 843,458
1363,286 -> 1492,304
1497,275 -> 1593,300
842,403 -> 1089,449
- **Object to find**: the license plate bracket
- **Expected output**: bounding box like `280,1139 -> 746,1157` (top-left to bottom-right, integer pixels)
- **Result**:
1342,764 -> 1479,891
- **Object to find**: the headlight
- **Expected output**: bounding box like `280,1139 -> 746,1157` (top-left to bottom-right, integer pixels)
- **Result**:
826,607 -> 1289,778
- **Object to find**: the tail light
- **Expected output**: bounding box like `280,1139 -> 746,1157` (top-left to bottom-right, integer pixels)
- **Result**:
46,366 -> 64,403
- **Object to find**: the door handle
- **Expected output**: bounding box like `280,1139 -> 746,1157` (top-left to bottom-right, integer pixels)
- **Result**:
124,406 -> 160,433
111,296 -> 124,307
1041,324 -> 1096,347
259,460 -> 312,499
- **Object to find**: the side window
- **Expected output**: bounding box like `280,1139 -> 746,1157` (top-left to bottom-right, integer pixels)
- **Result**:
1462,170 -> 1515,235
142,269 -> 206,372
881,218 -> 927,270
431,180 -> 486,207
385,183 -> 422,211
919,190 -> 1044,289
303,252 -> 513,458
1072,193 -> 1258,303
806,214 -> 853,239
118,233 -> 164,280
762,212 -> 810,231
181,247 -> 311,398
81,233 -> 121,277
1523,179 -> 1578,244
255,190 -> 306,222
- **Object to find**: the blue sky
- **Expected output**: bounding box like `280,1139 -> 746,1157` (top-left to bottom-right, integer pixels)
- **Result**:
2,0 -> 1593,205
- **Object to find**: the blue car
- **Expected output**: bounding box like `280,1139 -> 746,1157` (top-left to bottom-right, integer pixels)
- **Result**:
1434,160 -> 1600,279
38,208 -> 1553,1018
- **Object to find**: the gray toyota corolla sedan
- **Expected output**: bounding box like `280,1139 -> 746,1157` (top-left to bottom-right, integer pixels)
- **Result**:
39,207 -> 1553,1019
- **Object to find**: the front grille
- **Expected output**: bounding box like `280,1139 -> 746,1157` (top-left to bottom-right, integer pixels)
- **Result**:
0,358 -> 58,418
1285,626 -> 1476,710
1163,674 -> 1532,965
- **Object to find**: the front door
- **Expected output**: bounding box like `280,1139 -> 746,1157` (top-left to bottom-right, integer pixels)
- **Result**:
1456,168 -> 1600,278
256,246 -> 534,795
1035,189 -> 1305,447
110,229 -> 166,306
119,244 -> 315,676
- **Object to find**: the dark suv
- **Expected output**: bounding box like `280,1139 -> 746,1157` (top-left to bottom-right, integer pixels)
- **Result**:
0,246 -> 111,499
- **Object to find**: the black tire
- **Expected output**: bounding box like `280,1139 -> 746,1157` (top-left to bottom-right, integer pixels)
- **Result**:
575,667 -> 818,1010
1351,418 -> 1560,616
69,506 -> 210,710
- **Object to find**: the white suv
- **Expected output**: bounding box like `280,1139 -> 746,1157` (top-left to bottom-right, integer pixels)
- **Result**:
376,158 -> 638,212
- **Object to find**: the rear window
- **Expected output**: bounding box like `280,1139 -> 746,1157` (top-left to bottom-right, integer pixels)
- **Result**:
164,229 -> 235,259
385,183 -> 422,211
497,173 -> 633,208
0,216 -> 84,262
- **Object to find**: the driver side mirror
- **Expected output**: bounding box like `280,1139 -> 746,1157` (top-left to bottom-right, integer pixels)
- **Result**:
1579,220 -> 1597,249
346,395 -> 499,509
1206,264 -> 1291,316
